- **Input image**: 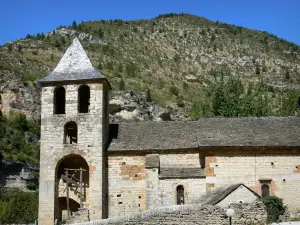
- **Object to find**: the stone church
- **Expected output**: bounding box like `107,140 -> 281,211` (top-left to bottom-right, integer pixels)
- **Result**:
38,38 -> 300,224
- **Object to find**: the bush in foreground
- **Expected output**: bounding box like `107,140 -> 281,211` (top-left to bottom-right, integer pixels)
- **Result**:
0,188 -> 38,224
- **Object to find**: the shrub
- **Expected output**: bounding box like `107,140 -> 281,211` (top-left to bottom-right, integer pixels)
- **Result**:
256,65 -> 261,74
98,27 -> 104,38
7,43 -> 13,52
106,61 -> 113,70
0,189 -> 38,224
17,45 -> 22,53
126,63 -> 137,77
50,53 -> 54,61
0,112 -> 40,164
169,86 -> 179,96
119,78 -> 125,90
262,196 -> 285,223
146,89 -> 152,102
285,71 -> 290,80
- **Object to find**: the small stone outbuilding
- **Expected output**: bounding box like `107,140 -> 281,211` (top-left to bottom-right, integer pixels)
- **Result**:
200,183 -> 261,208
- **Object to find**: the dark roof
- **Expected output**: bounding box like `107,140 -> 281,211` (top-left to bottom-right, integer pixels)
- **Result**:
159,167 -> 206,179
199,184 -> 260,205
108,117 -> 300,152
39,38 -> 105,84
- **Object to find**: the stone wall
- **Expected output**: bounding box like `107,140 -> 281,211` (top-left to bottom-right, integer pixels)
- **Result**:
107,151 -> 300,217
39,82 -> 109,225
207,154 -> 300,211
108,155 -> 147,217
158,153 -> 206,206
159,178 -> 206,205
70,201 -> 267,225
107,152 -> 207,216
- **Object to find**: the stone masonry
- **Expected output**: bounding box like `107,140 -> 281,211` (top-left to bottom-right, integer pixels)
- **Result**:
38,38 -> 110,225
69,201 -> 267,225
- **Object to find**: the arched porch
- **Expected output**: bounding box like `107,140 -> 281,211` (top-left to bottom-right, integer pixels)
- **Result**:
55,154 -> 89,222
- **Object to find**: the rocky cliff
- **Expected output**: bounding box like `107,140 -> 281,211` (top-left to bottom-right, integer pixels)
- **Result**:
0,13 -> 299,121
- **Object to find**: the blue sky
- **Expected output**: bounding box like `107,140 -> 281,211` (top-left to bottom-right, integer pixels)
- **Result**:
0,0 -> 299,45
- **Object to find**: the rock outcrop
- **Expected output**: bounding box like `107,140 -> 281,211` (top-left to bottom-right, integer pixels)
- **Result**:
0,159 -> 38,190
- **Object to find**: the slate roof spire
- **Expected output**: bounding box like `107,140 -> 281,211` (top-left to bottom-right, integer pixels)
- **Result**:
39,38 -> 105,83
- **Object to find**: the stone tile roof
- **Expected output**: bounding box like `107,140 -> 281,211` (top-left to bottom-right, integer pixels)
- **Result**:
159,168 -> 206,179
39,38 -> 105,83
200,183 -> 261,205
108,117 -> 300,151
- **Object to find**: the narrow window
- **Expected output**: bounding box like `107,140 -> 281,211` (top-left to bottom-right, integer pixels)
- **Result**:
176,185 -> 185,205
199,154 -> 205,169
64,122 -> 77,144
78,85 -> 90,113
54,86 -> 65,114
261,184 -> 270,197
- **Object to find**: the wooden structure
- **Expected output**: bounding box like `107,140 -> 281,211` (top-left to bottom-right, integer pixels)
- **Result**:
61,168 -> 87,218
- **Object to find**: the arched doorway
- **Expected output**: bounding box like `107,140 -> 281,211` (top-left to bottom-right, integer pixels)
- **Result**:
55,155 -> 89,221
176,185 -> 185,205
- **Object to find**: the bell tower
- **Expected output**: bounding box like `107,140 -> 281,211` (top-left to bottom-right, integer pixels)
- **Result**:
38,38 -> 110,224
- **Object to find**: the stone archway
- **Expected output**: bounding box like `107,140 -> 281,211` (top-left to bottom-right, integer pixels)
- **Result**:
55,154 -> 89,221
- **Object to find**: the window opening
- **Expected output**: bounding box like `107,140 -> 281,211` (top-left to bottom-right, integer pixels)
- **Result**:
54,86 -> 65,114
64,122 -> 77,144
78,85 -> 90,113
176,185 -> 185,205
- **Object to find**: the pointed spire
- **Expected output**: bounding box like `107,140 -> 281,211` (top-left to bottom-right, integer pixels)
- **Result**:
53,38 -> 95,74
39,38 -> 104,83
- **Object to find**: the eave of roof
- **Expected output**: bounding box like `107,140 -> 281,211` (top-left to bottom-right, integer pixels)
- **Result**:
108,117 -> 300,152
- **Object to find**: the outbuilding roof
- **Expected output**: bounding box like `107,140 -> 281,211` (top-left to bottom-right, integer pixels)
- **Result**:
39,38 -> 105,83
108,117 -> 300,152
200,183 -> 261,205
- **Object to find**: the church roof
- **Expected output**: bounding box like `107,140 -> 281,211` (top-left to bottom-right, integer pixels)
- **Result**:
39,38 -> 105,83
108,117 -> 300,152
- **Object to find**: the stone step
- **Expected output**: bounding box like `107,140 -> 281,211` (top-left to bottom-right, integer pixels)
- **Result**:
64,208 -> 89,224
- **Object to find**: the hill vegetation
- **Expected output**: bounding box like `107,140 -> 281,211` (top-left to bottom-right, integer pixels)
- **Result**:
0,13 -> 299,164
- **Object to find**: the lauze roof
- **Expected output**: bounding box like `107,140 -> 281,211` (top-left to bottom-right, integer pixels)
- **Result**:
39,38 -> 105,83
108,117 -> 300,152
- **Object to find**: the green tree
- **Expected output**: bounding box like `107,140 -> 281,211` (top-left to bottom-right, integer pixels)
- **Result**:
126,63 -> 137,77
106,61 -> 113,70
117,63 -> 123,73
169,86 -> 179,96
50,53 -> 54,61
7,43 -> 13,52
255,65 -> 261,75
285,71 -> 290,80
146,89 -> 152,102
119,78 -> 125,90
262,196 -> 285,223
97,62 -> 103,70
0,189 -> 38,224
98,27 -> 104,38
17,45 -> 22,53
72,20 -> 77,29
